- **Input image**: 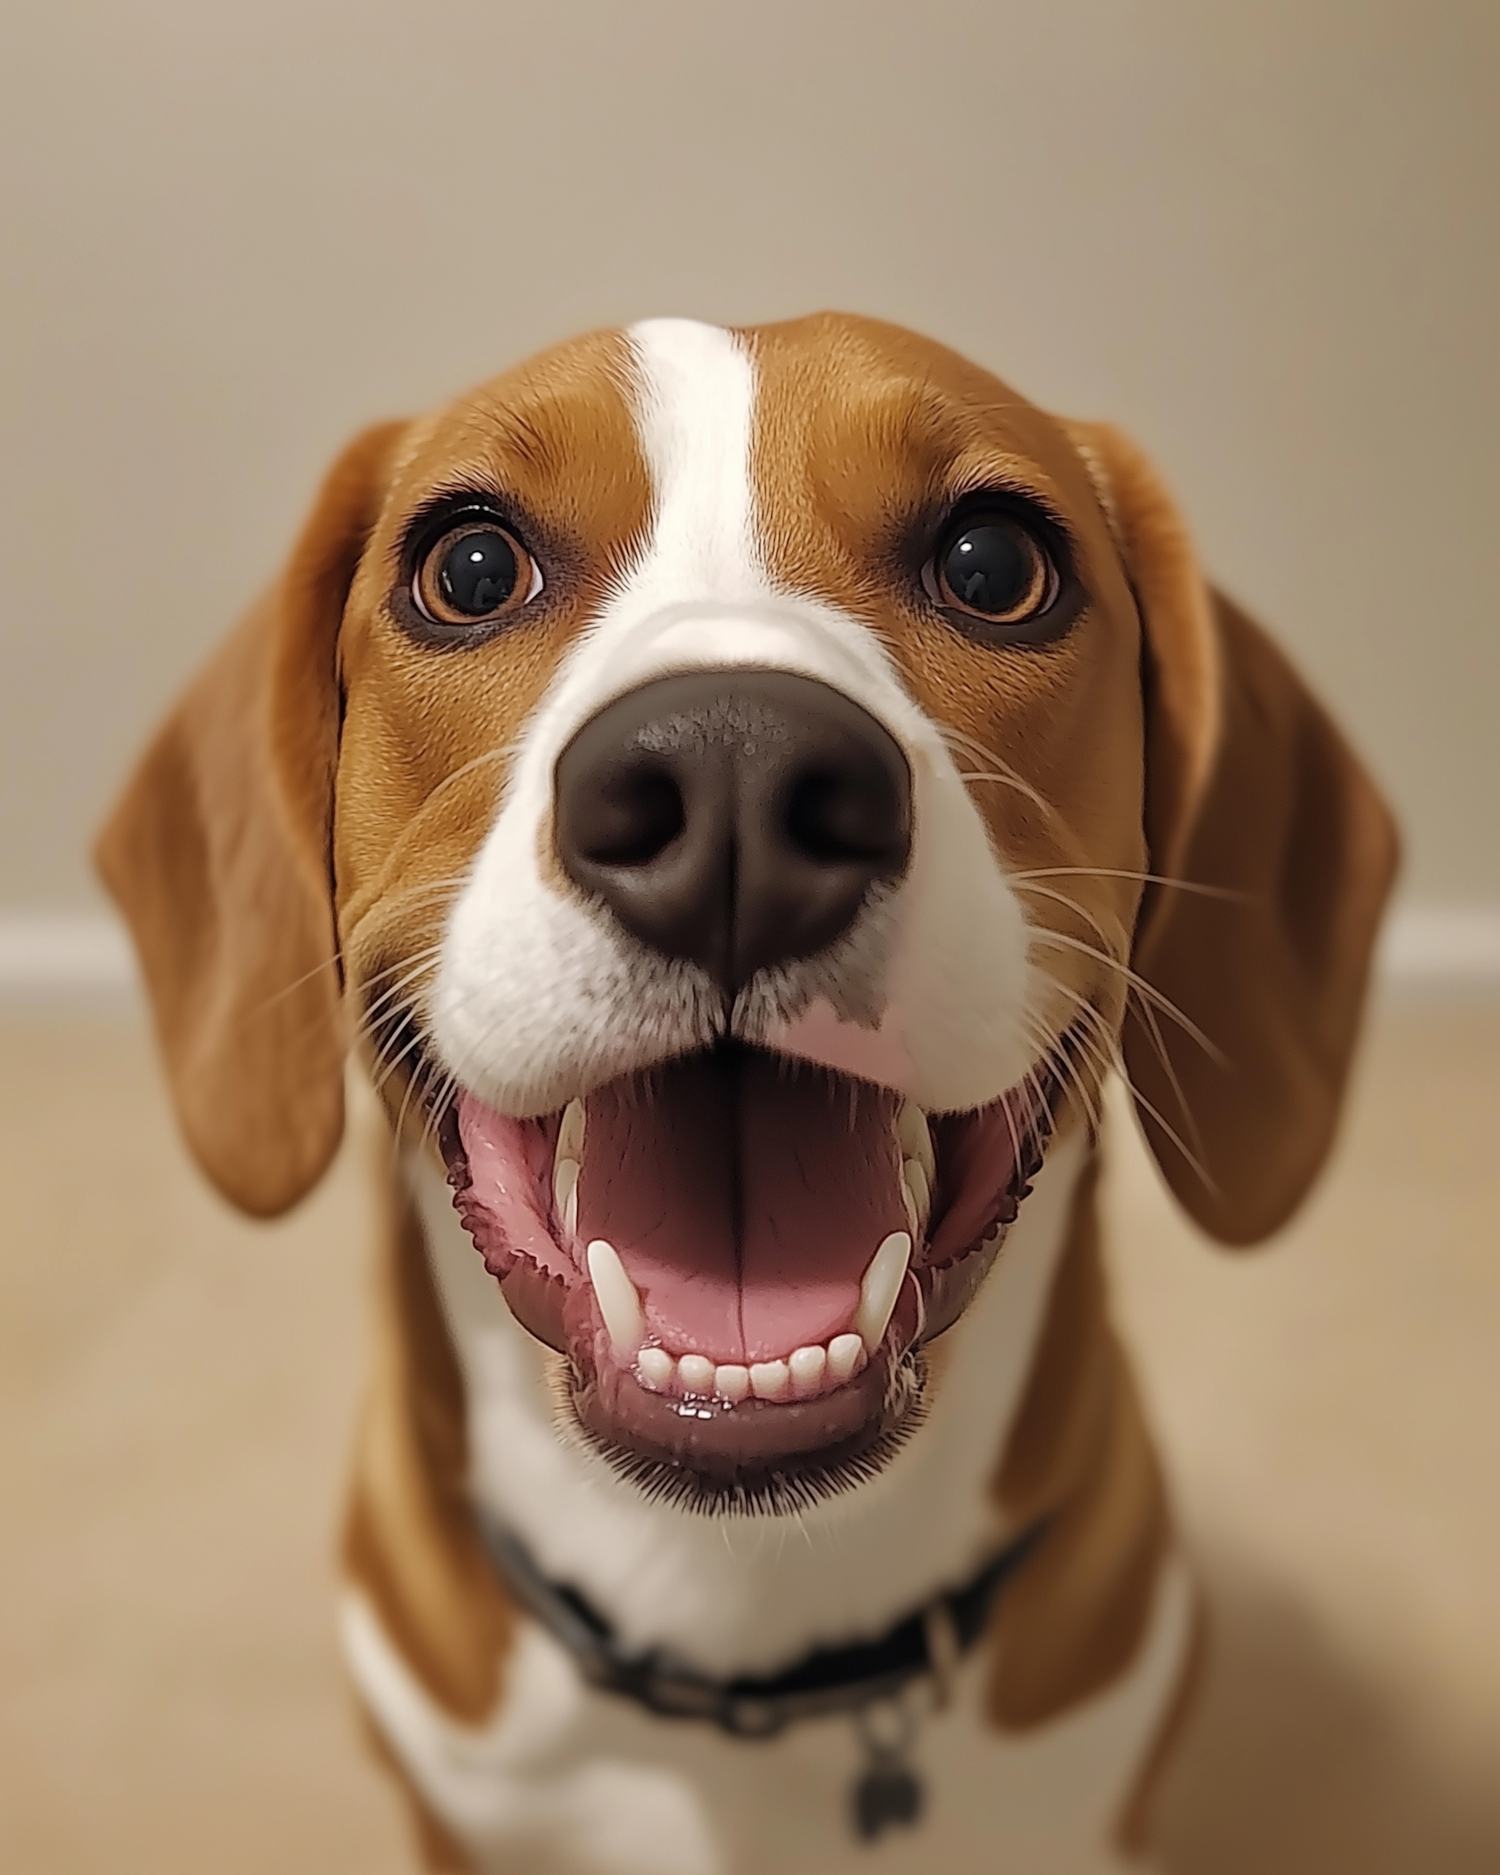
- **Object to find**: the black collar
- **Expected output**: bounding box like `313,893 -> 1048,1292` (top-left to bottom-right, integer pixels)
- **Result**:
477,1513 -> 1043,1740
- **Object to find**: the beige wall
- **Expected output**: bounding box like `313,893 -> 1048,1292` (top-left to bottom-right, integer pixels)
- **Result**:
1,0 -> 1494,909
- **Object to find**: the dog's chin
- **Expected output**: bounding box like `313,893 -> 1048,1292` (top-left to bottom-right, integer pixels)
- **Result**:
438,1038 -> 1062,1516
569,1346 -> 931,1517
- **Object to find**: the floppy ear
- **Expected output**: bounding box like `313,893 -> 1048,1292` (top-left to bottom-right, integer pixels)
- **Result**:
1071,423 -> 1399,1245
95,421 -> 407,1218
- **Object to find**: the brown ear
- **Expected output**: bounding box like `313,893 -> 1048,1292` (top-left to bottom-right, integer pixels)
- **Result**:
95,421 -> 407,1218
1072,423 -> 1400,1245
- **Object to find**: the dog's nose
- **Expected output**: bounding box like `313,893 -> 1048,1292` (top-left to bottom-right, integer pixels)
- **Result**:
554,669 -> 912,993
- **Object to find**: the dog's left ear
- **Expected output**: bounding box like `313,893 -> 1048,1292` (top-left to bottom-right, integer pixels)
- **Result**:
96,420 -> 407,1219
1070,422 -> 1400,1245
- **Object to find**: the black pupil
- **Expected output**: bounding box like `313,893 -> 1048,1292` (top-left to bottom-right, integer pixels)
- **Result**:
942,520 -> 1036,617
437,528 -> 518,617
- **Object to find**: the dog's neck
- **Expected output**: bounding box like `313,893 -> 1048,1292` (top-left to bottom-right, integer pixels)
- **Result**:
414,1126 -> 1087,1681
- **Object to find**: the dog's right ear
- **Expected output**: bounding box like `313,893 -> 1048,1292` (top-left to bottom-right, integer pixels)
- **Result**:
96,421 -> 408,1218
1068,421 -> 1399,1246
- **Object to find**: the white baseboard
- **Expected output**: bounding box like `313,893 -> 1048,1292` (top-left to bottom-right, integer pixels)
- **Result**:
0,912 -> 138,1007
1376,904 -> 1500,985
0,903 -> 1497,1008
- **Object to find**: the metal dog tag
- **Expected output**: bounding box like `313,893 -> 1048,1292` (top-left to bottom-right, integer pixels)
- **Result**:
853,1761 -> 924,1841
851,1696 -> 924,1843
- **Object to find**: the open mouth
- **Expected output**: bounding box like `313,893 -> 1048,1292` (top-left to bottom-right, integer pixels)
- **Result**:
438,1038 -> 1062,1511
436,1035 -> 1065,1515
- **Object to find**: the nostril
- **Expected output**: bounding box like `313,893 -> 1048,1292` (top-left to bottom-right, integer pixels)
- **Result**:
572,766 -> 686,868
785,766 -> 907,864
554,669 -> 911,987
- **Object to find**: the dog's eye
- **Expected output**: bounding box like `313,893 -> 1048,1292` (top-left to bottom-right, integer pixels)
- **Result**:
927,511 -> 1060,638
413,520 -> 541,627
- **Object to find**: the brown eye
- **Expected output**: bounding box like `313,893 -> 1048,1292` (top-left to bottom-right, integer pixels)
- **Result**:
931,512 -> 1057,630
413,520 -> 540,627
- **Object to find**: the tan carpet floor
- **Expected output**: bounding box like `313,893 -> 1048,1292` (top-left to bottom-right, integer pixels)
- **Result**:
2,998 -> 1497,1872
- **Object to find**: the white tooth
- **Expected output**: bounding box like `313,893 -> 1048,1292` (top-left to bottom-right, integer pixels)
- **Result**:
789,1345 -> 827,1396
715,1363 -> 751,1403
556,1099 -> 586,1165
896,1101 -> 935,1185
553,1157 -> 580,1236
749,1359 -> 791,1401
586,1239 -> 644,1356
636,1347 -> 674,1391
902,1157 -> 931,1232
854,1230 -> 911,1351
828,1333 -> 865,1382
678,1353 -> 715,1394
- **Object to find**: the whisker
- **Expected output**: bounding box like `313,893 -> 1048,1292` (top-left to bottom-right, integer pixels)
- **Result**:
391,1036 -> 434,1151
1010,879 -> 1129,957
1124,987 -> 1210,1172
252,868 -> 478,1026
417,1064 -> 462,1160
352,946 -> 448,1041
412,741 -> 521,816
1021,1008 -> 1104,1134
1114,1069 -> 1220,1198
1022,980 -> 1216,1190
1016,982 -> 1102,1126
1025,926 -> 1225,1065
1010,864 -> 1245,905
952,766 -> 1059,822
1032,1039 -> 1099,1135
996,1074 -> 1026,1177
937,725 -> 1060,825
367,1011 -> 429,1096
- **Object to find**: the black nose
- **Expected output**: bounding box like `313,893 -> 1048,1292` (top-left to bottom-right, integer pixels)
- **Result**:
553,670 -> 912,993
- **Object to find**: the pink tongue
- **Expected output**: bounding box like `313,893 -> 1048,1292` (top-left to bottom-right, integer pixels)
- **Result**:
578,1051 -> 908,1364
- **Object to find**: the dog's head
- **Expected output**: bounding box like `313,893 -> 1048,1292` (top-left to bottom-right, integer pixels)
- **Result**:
98,315 -> 1396,1510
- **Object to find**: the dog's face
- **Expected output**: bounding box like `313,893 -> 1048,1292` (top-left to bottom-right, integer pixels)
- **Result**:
98,314 -> 1398,1512
332,317 -> 1151,1502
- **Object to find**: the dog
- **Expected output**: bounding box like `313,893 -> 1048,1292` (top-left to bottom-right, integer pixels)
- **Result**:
97,314 -> 1397,1873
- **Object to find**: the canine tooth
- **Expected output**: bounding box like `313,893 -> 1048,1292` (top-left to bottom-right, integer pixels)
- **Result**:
636,1347 -> 674,1391
896,1101 -> 935,1185
789,1345 -> 827,1396
715,1363 -> 751,1403
854,1231 -> 911,1351
749,1359 -> 791,1401
828,1333 -> 865,1382
586,1239 -> 644,1356
556,1098 -> 586,1165
902,1157 -> 931,1232
553,1157 -> 580,1236
678,1353 -> 716,1395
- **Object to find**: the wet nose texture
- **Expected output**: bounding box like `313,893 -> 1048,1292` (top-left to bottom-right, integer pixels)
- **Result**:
553,670 -> 913,993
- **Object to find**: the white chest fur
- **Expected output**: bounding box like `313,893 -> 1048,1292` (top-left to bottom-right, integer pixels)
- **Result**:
342,1127 -> 1191,1872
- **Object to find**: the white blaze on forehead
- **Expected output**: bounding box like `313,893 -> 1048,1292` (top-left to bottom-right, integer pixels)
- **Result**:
607,318 -> 885,697
626,318 -> 764,603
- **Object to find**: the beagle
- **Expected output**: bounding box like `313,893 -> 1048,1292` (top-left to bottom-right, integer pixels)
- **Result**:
98,314 -> 1397,1873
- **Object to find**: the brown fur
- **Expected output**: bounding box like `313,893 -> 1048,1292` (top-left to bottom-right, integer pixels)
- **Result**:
333,326 -> 654,1049
95,419 -> 407,1216
96,329 -> 653,1215
98,313 -> 1397,1246
343,1128 -> 515,1724
987,1154 -> 1172,1729
747,315 -> 1149,1078
1113,1591 -> 1211,1855
94,315 -> 1398,1846
744,319 -> 1400,1249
